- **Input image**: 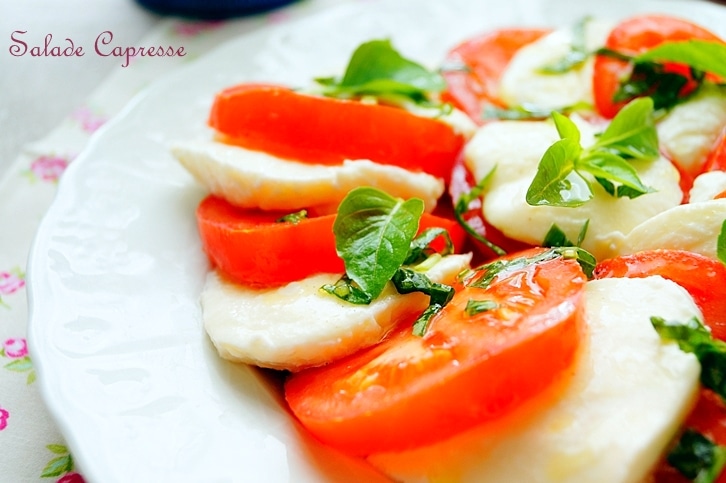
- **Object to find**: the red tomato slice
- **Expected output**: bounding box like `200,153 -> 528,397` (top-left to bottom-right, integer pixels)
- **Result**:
593,15 -> 723,118
197,195 -> 467,288
594,249 -> 726,341
441,28 -> 551,123
208,84 -> 465,181
285,248 -> 587,455
703,127 -> 726,174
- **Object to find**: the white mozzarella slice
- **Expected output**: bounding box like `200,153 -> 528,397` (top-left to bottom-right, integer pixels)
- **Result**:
172,141 -> 444,214
464,119 -> 682,260
498,20 -> 612,109
202,253 -> 472,372
368,276 -> 701,483
658,84 -> 726,175
615,198 -> 726,261
690,171 -> 726,202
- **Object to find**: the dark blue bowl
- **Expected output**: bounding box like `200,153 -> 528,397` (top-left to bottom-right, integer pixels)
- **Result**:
135,0 -> 299,19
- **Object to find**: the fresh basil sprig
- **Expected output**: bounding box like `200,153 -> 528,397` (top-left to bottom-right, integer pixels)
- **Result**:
651,316 -> 726,402
315,39 -> 446,107
636,40 -> 726,80
526,97 -> 658,207
322,187 -> 456,336
667,429 -> 726,483
327,186 -> 423,303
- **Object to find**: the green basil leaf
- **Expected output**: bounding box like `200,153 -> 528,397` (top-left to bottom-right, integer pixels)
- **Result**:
321,275 -> 373,305
316,39 -> 445,105
542,221 -> 591,249
276,209 -> 308,224
579,151 -> 655,198
592,97 -> 659,160
636,40 -> 726,80
552,111 -> 582,143
613,62 -> 694,111
667,429 -> 726,483
718,220 -> 726,267
404,227 -> 454,266
333,187 -> 424,300
651,316 -> 726,403
526,138 -> 591,207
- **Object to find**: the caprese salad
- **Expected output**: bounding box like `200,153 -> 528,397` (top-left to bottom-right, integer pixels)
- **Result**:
172,11 -> 726,483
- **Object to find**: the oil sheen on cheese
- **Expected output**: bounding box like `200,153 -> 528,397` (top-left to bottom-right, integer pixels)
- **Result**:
367,276 -> 701,483
202,254 -> 471,372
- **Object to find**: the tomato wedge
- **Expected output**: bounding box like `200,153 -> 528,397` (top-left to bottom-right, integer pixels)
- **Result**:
197,195 -> 467,288
208,84 -> 465,181
593,15 -> 723,118
441,28 -> 551,123
285,248 -> 586,455
594,249 -> 726,341
703,127 -> 726,174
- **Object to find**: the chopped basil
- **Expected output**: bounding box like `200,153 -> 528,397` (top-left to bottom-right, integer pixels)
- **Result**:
464,246 -> 595,290
322,187 -> 456,336
526,97 -> 657,207
483,101 -> 592,121
392,268 -> 455,336
667,429 -> 726,483
538,17 -> 592,74
651,316 -> 726,402
636,40 -> 726,80
314,39 -> 446,107
600,39 -> 726,112
465,299 -> 499,316
276,209 -> 308,224
453,167 -> 506,256
542,220 -> 589,248
718,220 -> 726,267
404,227 -> 454,266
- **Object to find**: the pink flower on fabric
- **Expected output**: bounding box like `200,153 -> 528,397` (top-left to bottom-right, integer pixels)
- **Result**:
70,106 -> 106,133
0,407 -> 8,430
30,156 -> 69,182
0,271 -> 24,295
3,338 -> 28,359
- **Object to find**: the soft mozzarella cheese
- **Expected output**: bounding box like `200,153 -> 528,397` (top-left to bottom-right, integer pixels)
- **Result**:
498,20 -> 612,109
464,119 -> 682,260
690,171 -> 726,202
172,141 -> 445,214
368,276 -> 701,483
615,198 -> 726,261
658,84 -> 726,175
202,254 -> 472,372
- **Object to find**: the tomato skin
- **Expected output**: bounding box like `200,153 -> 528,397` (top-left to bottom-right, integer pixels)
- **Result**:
702,128 -> 726,174
197,195 -> 468,288
594,249 -> 726,341
593,15 -> 723,119
208,84 -> 465,181
441,28 -> 551,123
285,248 -> 586,455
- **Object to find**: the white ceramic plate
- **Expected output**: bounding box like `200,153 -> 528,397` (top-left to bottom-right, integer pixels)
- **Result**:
27,0 -> 726,481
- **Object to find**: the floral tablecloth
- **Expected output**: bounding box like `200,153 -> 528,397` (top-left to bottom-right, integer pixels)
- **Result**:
0,1 -> 350,480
